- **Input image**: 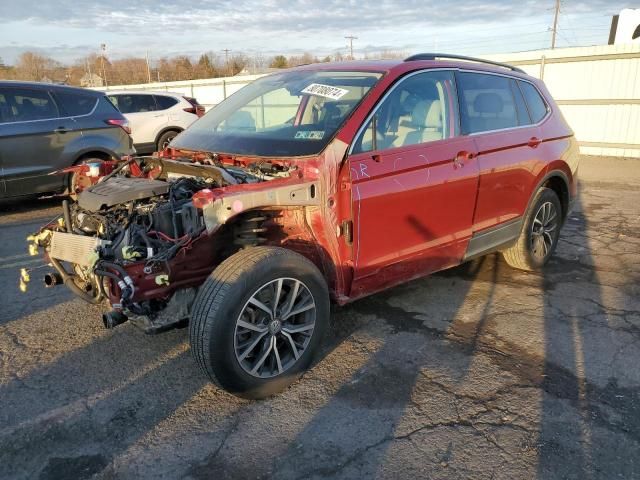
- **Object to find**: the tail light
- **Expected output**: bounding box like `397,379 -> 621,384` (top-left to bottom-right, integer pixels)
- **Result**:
105,118 -> 131,135
183,97 -> 205,117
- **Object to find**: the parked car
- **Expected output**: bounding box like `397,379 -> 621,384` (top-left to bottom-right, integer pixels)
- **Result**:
0,81 -> 133,199
106,91 -> 204,154
31,54 -> 579,399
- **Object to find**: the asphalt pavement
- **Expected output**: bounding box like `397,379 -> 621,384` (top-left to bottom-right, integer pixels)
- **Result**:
1,156 -> 639,479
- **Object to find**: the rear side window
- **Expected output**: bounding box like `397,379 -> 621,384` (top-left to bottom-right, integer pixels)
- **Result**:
0,88 -> 59,122
54,91 -> 98,116
109,94 -> 157,114
519,81 -> 549,123
457,72 -> 518,134
154,95 -> 178,110
510,79 -> 531,126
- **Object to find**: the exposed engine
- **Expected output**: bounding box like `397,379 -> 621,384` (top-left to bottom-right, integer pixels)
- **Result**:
32,155 -> 293,332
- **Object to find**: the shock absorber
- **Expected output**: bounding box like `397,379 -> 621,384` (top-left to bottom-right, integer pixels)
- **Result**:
233,214 -> 268,247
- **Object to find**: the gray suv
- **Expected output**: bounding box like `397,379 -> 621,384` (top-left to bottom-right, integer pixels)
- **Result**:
0,81 -> 134,199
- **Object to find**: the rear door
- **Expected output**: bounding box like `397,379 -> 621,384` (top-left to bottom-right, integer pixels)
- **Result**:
0,86 -> 79,197
456,71 -> 547,234
347,70 -> 480,294
108,94 -> 162,149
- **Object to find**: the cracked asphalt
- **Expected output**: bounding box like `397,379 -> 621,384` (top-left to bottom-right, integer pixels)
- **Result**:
1,155 -> 639,479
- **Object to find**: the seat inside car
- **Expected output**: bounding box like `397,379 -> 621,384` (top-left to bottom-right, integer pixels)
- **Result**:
402,99 -> 443,146
470,92 -> 508,132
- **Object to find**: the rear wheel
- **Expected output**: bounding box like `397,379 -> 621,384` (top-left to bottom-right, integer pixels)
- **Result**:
189,247 -> 329,399
157,130 -> 179,152
502,187 -> 562,271
68,157 -> 103,199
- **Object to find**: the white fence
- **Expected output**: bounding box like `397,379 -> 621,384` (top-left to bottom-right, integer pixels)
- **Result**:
99,43 -> 640,158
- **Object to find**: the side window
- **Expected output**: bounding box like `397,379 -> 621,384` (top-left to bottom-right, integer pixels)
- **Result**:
457,72 -> 519,134
510,80 -> 531,126
0,92 -> 9,123
518,81 -> 549,123
0,88 -> 59,122
353,70 -> 457,153
154,95 -> 179,110
111,94 -> 157,114
54,91 -> 98,116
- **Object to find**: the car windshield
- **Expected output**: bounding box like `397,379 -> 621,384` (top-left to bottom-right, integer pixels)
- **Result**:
171,70 -> 383,157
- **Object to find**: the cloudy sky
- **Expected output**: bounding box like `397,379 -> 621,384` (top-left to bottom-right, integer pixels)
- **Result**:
0,0 -> 631,65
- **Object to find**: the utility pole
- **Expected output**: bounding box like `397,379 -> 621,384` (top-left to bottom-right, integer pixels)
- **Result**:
551,0 -> 560,49
345,35 -> 357,60
100,43 -> 108,87
145,51 -> 152,83
222,49 -> 231,76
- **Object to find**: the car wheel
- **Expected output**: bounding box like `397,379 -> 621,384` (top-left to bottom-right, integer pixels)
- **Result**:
502,187 -> 562,271
157,130 -> 179,151
189,246 -> 330,399
68,158 -> 103,199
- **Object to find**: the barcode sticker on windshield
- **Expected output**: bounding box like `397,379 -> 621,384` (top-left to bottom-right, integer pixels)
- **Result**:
301,83 -> 349,100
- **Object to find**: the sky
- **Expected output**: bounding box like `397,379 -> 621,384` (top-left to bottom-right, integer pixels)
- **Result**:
0,0 -> 632,65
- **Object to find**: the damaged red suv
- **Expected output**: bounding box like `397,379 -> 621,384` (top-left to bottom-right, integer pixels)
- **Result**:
31,54 -> 579,399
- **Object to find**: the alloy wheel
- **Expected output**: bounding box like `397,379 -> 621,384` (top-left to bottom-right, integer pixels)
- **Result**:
234,278 -> 316,378
530,201 -> 558,260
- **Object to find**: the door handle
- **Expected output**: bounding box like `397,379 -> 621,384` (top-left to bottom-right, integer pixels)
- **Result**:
371,154 -> 381,163
454,151 -> 475,168
528,137 -> 542,148
54,127 -> 70,134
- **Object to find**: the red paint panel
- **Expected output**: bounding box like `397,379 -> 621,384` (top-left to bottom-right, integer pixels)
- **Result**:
348,136 -> 479,291
471,126 -> 546,232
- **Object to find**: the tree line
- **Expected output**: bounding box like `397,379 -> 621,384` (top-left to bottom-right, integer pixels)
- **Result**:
0,50 -> 406,86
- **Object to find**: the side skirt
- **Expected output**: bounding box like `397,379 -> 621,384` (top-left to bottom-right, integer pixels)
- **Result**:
463,217 -> 523,261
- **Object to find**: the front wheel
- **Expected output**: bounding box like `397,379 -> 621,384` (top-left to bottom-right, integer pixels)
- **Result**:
501,187 -> 562,271
189,247 -> 329,399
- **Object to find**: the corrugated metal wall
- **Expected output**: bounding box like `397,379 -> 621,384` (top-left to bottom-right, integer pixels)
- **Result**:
100,44 -> 640,158
488,44 -> 640,158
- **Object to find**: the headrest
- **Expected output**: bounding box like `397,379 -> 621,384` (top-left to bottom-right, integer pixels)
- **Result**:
410,100 -> 442,129
225,110 -> 256,130
473,93 -> 503,115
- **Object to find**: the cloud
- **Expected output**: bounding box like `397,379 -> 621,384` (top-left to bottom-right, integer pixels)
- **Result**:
4,0 -> 619,33
0,0 -> 626,63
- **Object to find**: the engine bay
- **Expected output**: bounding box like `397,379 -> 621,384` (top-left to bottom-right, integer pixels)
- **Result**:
31,155 -> 296,332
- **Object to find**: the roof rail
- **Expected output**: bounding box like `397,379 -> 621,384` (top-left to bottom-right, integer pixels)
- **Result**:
404,53 -> 526,74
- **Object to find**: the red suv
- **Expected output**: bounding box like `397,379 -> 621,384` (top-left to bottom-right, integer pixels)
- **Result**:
31,54 -> 578,399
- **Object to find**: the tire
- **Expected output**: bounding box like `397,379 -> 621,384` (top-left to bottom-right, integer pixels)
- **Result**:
156,130 -> 179,152
68,157 -> 103,199
189,246 -> 330,399
502,187 -> 562,271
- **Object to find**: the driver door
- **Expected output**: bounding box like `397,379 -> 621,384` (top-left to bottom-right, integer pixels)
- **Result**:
346,70 -> 480,294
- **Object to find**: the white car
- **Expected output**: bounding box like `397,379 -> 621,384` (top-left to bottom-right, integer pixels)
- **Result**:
107,91 -> 205,154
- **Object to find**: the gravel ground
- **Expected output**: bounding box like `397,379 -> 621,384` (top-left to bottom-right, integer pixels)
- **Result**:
1,156 -> 639,479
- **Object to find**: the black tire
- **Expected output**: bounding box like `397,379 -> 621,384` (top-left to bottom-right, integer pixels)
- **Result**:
502,187 -> 562,271
156,130 -> 179,152
68,157 -> 103,199
189,246 -> 330,399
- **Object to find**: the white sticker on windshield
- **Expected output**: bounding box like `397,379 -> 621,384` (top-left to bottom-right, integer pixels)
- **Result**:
301,83 -> 349,100
295,131 -> 325,140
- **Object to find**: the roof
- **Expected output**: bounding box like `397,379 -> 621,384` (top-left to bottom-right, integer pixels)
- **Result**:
104,89 -> 185,97
285,56 -> 531,80
0,80 -> 104,96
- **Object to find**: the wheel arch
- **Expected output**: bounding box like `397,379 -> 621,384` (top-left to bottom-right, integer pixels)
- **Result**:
154,126 -> 184,148
529,167 -> 571,222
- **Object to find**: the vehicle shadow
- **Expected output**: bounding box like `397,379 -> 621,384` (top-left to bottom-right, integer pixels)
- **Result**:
0,323 -> 209,479
537,188 -> 640,478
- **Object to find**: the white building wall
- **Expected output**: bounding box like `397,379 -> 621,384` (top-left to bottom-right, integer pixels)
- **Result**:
98,43 -> 640,158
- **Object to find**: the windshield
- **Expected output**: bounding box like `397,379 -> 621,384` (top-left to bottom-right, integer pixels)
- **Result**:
171,70 -> 383,157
